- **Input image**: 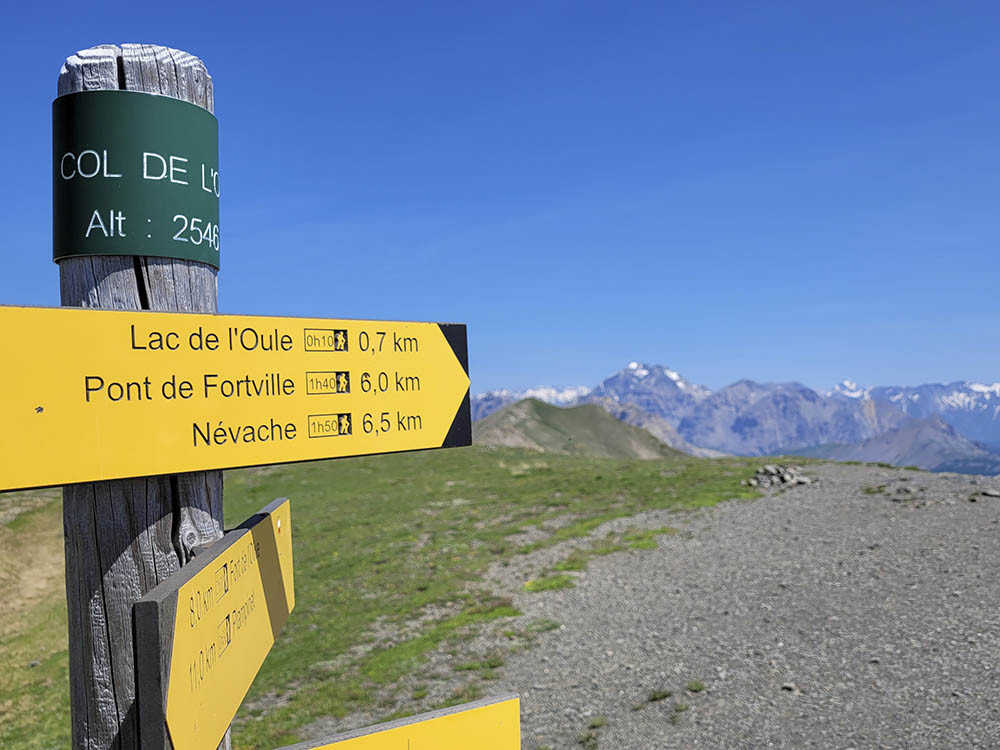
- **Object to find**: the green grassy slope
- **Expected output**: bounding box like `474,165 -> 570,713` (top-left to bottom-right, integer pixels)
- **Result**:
0,489 -> 67,749
0,447 -> 758,749
473,398 -> 684,460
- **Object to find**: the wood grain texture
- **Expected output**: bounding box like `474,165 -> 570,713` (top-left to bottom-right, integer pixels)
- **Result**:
58,44 -> 227,750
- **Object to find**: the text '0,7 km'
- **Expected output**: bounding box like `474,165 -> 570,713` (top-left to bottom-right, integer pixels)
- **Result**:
0,306 -> 470,493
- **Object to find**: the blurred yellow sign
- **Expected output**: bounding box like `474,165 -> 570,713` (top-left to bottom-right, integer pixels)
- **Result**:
0,306 -> 470,491
135,498 -> 294,750
275,695 -> 520,750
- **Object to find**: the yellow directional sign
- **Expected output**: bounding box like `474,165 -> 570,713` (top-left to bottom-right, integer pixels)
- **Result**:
0,306 -> 470,492
274,695 -> 520,750
135,498 -> 294,750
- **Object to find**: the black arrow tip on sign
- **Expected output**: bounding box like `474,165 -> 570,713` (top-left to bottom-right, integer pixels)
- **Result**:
443,389 -> 472,448
438,323 -> 470,448
438,324 -> 469,377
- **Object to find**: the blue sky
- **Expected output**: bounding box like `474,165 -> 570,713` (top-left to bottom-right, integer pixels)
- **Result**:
1,1 -> 998,393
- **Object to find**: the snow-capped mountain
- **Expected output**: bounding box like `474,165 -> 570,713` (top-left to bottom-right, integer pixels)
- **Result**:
474,363 -> 713,424
675,380 -> 908,456
830,380 -> 873,400
473,364 -> 1000,471
580,366 -> 905,455
474,365 -> 909,455
597,361 -> 712,399
582,362 -> 712,424
830,380 -> 1000,451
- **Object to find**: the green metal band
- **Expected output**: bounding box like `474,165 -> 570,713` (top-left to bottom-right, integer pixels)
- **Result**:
53,90 -> 221,268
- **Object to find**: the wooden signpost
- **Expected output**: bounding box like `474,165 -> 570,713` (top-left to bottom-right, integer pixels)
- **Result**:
135,499 -> 294,750
22,42 -> 482,750
55,44 -> 229,750
274,696 -> 521,750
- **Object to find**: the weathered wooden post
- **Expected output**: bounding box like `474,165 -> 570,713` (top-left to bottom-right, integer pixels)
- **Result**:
56,44 -> 226,750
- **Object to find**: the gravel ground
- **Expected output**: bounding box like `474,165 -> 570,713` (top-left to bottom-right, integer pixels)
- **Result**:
462,463 -> 1000,749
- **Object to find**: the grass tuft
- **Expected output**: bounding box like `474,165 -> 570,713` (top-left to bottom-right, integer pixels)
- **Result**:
524,574 -> 576,593
622,526 -> 677,550
526,618 -> 561,633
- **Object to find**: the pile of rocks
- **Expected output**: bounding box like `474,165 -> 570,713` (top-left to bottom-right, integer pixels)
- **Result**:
741,464 -> 812,489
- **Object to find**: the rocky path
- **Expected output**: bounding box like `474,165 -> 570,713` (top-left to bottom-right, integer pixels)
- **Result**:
471,463 -> 1000,749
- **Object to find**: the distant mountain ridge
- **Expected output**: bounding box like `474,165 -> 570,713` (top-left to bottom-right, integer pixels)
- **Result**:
828,380 -> 1000,451
672,379 -> 908,456
791,415 -> 1000,475
473,398 -> 683,460
471,385 -> 590,421
475,363 -> 912,455
473,363 -> 1000,474
586,397 -> 726,458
